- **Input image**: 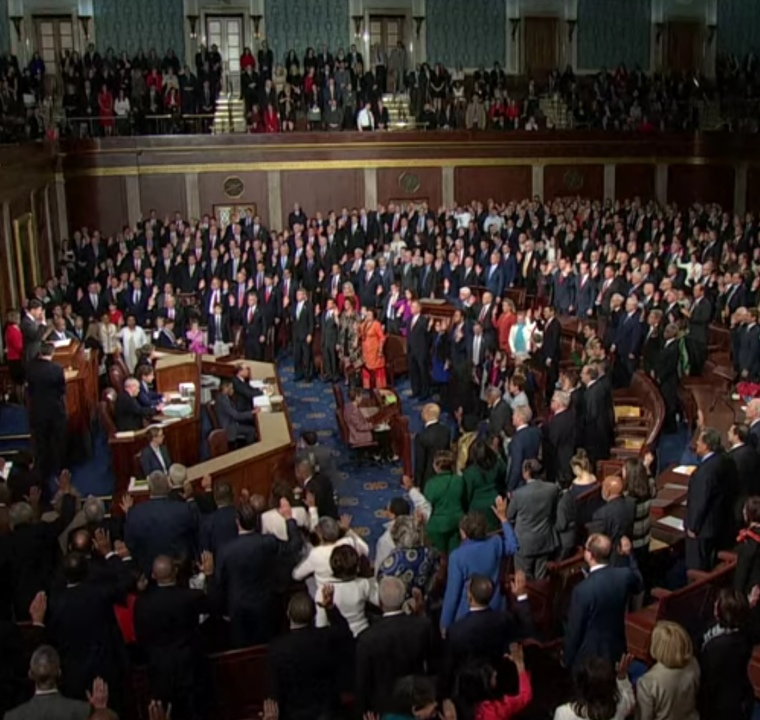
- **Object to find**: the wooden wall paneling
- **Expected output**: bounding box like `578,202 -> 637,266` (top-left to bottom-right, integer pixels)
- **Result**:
33,187 -> 52,281
454,166 -> 533,204
523,17 -> 559,78
376,167 -> 442,209
0,205 -> 12,316
66,177 -> 128,237
615,164 -> 656,202
138,174 -> 187,223
667,164 -> 734,210
197,172 -> 270,227
280,169 -> 365,228
544,164 -> 604,200
747,166 -> 760,213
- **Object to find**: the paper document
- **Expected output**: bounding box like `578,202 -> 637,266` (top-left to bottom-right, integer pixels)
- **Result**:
672,465 -> 697,476
52,338 -> 72,348
663,483 -> 688,490
250,380 -> 266,389
253,396 -> 272,410
0,462 -> 12,480
657,516 -> 685,531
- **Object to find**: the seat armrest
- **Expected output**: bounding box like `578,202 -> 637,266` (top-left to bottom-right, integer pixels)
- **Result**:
651,587 -> 671,600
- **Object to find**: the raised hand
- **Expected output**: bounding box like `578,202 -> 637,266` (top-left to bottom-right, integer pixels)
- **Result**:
319,583 -> 335,609
93,528 -> 112,556
506,642 -> 525,672
86,677 -> 109,710
199,550 -> 214,576
119,493 -> 134,514
616,652 -> 633,679
148,700 -> 172,720
29,591 -> 47,625
509,570 -> 527,598
262,699 -> 279,720
491,495 -> 508,523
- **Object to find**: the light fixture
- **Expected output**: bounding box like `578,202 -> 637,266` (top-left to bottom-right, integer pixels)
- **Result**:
351,15 -> 363,38
510,18 -> 521,41
250,14 -> 263,38
413,15 -> 425,38
9,15 -> 22,41
187,14 -> 199,39
655,22 -> 664,45
567,19 -> 577,42
78,14 -> 92,40
706,23 -> 717,45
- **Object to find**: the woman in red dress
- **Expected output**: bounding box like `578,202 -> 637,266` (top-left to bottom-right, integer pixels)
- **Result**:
496,298 -> 517,355
98,83 -> 115,136
3,310 -> 24,402
263,103 -> 280,133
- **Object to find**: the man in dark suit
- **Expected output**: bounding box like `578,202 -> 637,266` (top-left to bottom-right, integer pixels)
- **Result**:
587,476 -> 636,563
295,457 -> 338,519
26,343 -> 67,483
564,533 -> 643,671
684,283 -> 712,375
406,301 -> 431,399
199,481 -> 239,557
540,305 -> 561,401
543,391 -> 576,485
268,586 -> 353,720
134,554 -> 214,719
413,403 -> 451,490
5,645 -> 108,720
20,300 -> 46,367
242,292 -> 267,361
581,364 -> 614,467
507,406 -> 541,492
486,386 -> 512,442
654,324 -> 681,433
216,378 -> 258,445
292,288 -> 315,382
123,470 -> 199,575
356,576 -> 432,715
115,377 -> 158,432
508,459 -> 559,578
215,501 -> 302,647
726,423 -> 760,545
739,307 -> 760,381
207,303 -> 232,346
140,426 -> 172,476
124,279 -> 150,325
611,297 -> 643,388
685,428 -> 731,571
231,364 -> 262,413
320,298 -> 340,382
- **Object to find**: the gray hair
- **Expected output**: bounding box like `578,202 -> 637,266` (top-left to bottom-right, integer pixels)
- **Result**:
552,391 -> 570,409
9,502 -> 34,528
514,405 -> 532,425
390,515 -> 424,549
378,576 -> 406,612
317,516 -> 340,543
168,463 -> 187,488
147,470 -> 170,497
29,645 -> 61,689
124,377 -> 139,392
83,496 -> 105,523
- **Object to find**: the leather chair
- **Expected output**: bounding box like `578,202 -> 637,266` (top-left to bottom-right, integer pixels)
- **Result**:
207,400 -> 220,429
208,428 -> 230,458
108,363 -> 126,393
99,388 -> 118,437
332,383 -> 345,411
384,334 -> 407,381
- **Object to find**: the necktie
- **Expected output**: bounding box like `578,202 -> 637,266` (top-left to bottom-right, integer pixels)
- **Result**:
248,308 -> 253,323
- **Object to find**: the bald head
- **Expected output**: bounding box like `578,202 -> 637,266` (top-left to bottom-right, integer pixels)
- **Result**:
152,555 -> 176,584
421,403 -> 441,423
602,475 -> 624,500
70,528 -> 92,553
585,533 -> 613,565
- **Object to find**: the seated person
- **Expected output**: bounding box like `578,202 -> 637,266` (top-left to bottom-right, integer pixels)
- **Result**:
215,377 -> 258,445
135,364 -> 163,411
140,426 -> 172,476
231,363 -> 262,412
115,377 -> 161,431
342,387 -> 392,460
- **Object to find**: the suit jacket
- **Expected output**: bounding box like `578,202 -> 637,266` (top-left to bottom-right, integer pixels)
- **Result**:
507,479 -> 559,556
231,375 -> 262,413
140,444 -> 172,476
124,497 -> 198,574
200,505 -> 239,557
582,380 -> 614,461
215,392 -> 256,442
728,444 -> 760,533
355,613 -> 433,715
507,425 -> 541,491
293,301 -> 315,340
543,409 -> 576,485
19,314 -> 46,365
688,297 -> 712,345
26,358 -> 66,424
268,606 -> 353,720
114,392 -> 154,432
541,317 -> 561,365
304,473 -> 338,519
487,399 -> 512,439
413,421 -> 451,488
636,658 -> 700,720
4,692 -> 91,720
406,315 -> 430,360
686,452 -> 730,541
564,562 -> 642,670
587,496 -> 636,556
207,314 -> 232,345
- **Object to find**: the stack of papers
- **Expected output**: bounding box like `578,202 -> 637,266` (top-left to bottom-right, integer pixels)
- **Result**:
672,466 -> 697,476
0,461 -> 13,480
250,380 -> 266,389
657,516 -> 685,532
254,395 -> 272,411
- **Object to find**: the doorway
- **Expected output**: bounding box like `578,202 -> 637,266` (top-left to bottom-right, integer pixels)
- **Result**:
369,15 -> 406,92
206,15 -> 244,94
523,17 -> 559,79
666,21 -> 702,73
34,15 -> 74,97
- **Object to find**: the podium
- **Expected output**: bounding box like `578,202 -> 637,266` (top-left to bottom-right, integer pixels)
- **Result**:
51,340 -> 98,438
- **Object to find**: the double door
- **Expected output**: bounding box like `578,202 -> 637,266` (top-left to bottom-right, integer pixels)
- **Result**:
34,16 -> 74,96
206,15 -> 244,94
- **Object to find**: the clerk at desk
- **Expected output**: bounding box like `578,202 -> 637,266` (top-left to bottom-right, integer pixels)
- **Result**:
116,377 -> 162,432
216,378 -> 258,445
136,365 -> 164,412
231,363 -> 262,412
140,426 -> 172,476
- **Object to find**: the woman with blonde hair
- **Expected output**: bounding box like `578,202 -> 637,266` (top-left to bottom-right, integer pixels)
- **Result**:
636,621 -> 700,720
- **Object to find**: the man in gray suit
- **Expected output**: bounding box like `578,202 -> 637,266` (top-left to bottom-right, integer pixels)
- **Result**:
6,645 -> 109,720
507,458 -> 559,579
20,300 -> 46,367
216,378 -> 258,445
296,430 -> 339,488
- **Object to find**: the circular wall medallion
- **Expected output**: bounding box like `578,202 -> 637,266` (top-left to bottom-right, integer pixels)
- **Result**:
399,171 -> 421,194
563,169 -> 584,192
223,176 -> 245,199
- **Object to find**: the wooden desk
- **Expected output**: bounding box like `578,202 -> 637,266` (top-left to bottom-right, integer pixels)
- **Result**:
52,341 -> 98,439
419,299 -> 457,321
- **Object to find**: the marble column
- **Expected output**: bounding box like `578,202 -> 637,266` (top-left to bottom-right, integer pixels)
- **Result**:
268,171 -> 283,229
364,167 -> 378,208
655,163 -> 668,206
125,175 -> 141,229
531,165 -> 544,200
2,202 -> 17,308
603,164 -> 616,201
185,172 -> 201,221
734,162 -> 748,216
54,172 -> 69,241
442,166 -> 455,207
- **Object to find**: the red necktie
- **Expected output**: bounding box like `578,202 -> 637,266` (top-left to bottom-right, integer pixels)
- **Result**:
248,308 -> 253,323
266,288 -> 271,301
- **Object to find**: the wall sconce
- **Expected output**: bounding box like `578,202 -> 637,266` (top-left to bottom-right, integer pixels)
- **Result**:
509,18 -> 521,41
9,15 -> 23,41
706,23 -> 717,45
351,15 -> 363,38
655,22 -> 664,45
78,14 -> 92,40
567,20 -> 577,42
187,14 -> 199,39
250,14 -> 263,38
413,15 -> 425,38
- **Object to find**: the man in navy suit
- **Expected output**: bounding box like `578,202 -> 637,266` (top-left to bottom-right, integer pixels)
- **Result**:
123,470 -> 199,575
564,533 -> 643,671
140,426 -> 172,476
125,278 -> 150,325
506,406 -> 541,492
575,262 -> 597,318
406,301 -> 431,399
136,365 -> 163,411
611,296 -> 644,388
484,252 -> 505,299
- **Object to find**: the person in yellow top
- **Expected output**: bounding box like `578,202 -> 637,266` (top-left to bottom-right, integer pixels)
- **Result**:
360,307 -> 387,389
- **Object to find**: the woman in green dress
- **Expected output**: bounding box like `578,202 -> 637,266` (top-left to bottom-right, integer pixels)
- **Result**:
463,440 -> 505,533
422,450 -> 464,554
